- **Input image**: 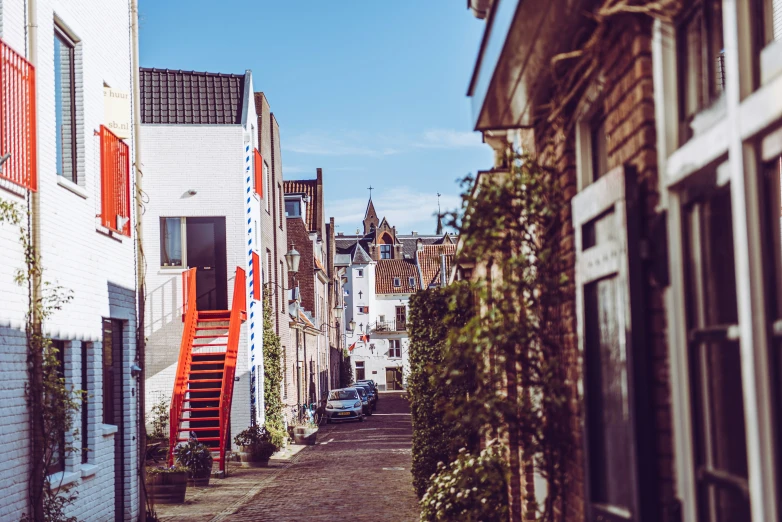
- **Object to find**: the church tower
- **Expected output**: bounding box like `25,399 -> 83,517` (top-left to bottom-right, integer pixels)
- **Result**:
363,197 -> 379,235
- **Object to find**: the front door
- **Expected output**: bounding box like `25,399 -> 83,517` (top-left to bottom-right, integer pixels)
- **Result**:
186,217 -> 227,310
102,319 -> 125,522
385,367 -> 402,390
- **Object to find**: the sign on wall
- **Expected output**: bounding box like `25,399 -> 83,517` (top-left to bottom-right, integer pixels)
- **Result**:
103,87 -> 131,139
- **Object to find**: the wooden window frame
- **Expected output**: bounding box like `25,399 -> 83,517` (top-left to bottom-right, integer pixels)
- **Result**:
160,217 -> 186,268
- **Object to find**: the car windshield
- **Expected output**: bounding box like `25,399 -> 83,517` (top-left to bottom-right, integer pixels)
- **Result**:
355,387 -> 367,398
329,390 -> 358,401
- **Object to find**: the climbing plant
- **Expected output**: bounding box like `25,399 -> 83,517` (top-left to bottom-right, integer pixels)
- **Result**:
407,283 -> 478,499
1,200 -> 79,521
262,290 -> 285,445
439,151 -> 574,521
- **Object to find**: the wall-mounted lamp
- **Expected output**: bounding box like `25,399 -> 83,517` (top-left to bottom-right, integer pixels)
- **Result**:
130,363 -> 142,378
349,319 -> 356,332
187,189 -> 197,196
286,245 -> 301,274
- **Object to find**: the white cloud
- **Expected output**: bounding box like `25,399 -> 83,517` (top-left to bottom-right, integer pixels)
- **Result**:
416,129 -> 484,149
284,131 -> 399,157
328,187 -> 461,235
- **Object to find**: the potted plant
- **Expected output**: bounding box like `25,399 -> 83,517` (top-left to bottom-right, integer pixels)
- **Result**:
233,425 -> 280,467
146,396 -> 170,464
173,439 -> 214,487
146,465 -> 189,504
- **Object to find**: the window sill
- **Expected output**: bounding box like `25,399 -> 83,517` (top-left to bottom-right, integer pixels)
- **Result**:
102,424 -> 118,437
689,95 -> 726,138
96,227 -> 124,242
48,470 -> 80,490
80,463 -> 99,478
57,176 -> 88,199
761,39 -> 782,86
159,265 -> 186,271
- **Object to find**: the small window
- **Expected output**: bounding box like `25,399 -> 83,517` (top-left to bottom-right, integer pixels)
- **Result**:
389,339 -> 401,358
355,361 -> 366,381
357,269 -> 364,277
160,217 -> 184,267
54,26 -> 78,184
278,183 -> 283,227
590,113 -> 608,181
264,162 -> 271,211
49,341 -> 66,475
358,306 -> 369,314
393,277 -> 401,287
409,277 -> 416,288
285,199 -> 301,218
380,244 -> 392,259
81,342 -> 89,463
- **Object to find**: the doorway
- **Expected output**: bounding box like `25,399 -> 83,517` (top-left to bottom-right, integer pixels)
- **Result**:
102,319 -> 125,522
385,367 -> 403,390
186,217 -> 227,310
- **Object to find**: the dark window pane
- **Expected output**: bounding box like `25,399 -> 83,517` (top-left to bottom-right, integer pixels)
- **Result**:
698,482 -> 751,522
54,30 -> 76,183
48,341 -> 66,475
81,342 -> 89,463
584,278 -> 634,509
591,116 -> 608,181
285,200 -> 300,217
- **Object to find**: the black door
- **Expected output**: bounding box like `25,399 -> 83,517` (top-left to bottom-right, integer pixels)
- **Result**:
186,217 -> 227,310
102,319 -> 125,522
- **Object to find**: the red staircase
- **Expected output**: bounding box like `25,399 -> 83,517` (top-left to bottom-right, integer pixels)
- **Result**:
169,267 -> 246,472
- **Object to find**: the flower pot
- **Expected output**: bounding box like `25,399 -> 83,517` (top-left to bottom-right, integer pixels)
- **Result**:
238,445 -> 271,468
293,426 -> 318,445
187,468 -> 211,487
148,471 -> 188,504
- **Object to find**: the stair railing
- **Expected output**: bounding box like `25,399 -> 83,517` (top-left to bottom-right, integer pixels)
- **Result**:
169,267 -> 198,464
217,266 -> 246,471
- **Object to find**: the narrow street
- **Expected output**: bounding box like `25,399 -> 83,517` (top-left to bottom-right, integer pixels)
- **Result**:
228,392 -> 419,522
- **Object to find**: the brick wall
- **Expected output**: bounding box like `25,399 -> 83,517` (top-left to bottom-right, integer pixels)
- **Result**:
0,0 -> 139,518
531,16 -> 672,521
287,218 -> 315,315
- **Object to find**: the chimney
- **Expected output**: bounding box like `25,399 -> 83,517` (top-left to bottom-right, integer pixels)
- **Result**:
440,253 -> 447,288
411,231 -> 418,236
316,168 -> 324,238
417,238 -> 423,252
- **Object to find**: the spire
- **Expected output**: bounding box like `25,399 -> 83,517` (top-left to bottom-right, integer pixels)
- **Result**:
363,190 -> 379,235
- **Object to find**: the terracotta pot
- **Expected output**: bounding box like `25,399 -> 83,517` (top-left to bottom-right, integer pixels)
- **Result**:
148,471 -> 188,504
187,468 -> 211,487
238,445 -> 272,468
293,426 -> 318,445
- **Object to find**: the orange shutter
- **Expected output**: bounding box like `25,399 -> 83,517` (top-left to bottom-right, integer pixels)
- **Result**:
0,38 -> 37,191
252,251 -> 261,300
253,148 -> 263,198
99,126 -> 131,236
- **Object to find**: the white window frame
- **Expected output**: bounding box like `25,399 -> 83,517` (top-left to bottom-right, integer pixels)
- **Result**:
653,5 -> 782,520
574,79 -> 607,192
393,277 -> 401,288
285,195 -> 304,219
389,339 -> 401,359
357,269 -> 364,278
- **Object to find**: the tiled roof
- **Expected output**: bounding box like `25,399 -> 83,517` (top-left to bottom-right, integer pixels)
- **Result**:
284,179 -> 318,232
375,259 -> 419,294
418,244 -> 457,288
140,68 -> 246,124
352,243 -> 372,265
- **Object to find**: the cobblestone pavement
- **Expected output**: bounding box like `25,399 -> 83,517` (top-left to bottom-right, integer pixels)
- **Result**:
154,392 -> 419,522
226,391 -> 419,522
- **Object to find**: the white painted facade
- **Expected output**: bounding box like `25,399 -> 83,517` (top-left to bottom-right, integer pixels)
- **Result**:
140,74 -> 266,447
0,0 -> 139,519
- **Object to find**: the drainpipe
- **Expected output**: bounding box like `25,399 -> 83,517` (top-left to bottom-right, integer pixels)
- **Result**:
129,0 -> 147,519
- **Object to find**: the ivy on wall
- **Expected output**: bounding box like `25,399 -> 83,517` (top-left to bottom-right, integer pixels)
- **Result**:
262,291 -> 286,447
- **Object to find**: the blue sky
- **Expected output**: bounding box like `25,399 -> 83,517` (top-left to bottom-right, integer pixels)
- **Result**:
139,1 -> 492,235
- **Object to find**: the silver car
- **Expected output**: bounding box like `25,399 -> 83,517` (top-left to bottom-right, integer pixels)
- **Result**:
325,388 -> 364,423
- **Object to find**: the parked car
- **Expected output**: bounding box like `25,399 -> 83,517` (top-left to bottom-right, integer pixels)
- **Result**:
325,388 -> 364,423
352,382 -> 376,411
353,385 -> 373,416
357,379 -> 379,400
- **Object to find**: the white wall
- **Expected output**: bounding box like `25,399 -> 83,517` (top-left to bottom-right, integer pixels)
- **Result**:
141,106 -> 264,446
0,0 -> 139,518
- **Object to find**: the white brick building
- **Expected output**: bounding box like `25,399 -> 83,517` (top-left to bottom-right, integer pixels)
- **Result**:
140,68 -> 266,446
0,0 -> 140,519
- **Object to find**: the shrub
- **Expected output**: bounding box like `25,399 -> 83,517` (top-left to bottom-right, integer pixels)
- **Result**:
233,425 -> 279,460
420,444 -> 509,522
173,439 -> 213,475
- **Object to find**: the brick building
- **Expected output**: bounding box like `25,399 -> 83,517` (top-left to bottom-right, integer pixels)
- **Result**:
464,0 -> 782,521
0,0 -> 140,518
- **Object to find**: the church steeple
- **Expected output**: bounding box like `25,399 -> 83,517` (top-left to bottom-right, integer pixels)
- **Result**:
363,188 -> 379,235
435,192 -> 443,235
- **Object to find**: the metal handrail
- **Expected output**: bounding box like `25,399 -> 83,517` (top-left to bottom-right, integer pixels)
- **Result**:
168,267 -> 197,464
218,266 -> 246,471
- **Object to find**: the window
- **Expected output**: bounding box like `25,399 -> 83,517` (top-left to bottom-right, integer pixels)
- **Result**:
590,113 -> 608,181
54,26 -> 77,183
49,341 -> 66,475
160,217 -> 183,267
682,185 -> 750,521
678,0 -> 725,142
278,183 -> 283,227
81,342 -> 89,463
355,361 -> 365,381
283,349 -> 288,399
409,277 -> 416,288
393,277 -> 401,288
388,339 -> 401,359
396,306 -> 406,330
103,320 -> 123,425
357,269 -> 364,277
280,260 -> 285,311
264,162 -> 271,211
285,198 -> 302,218
380,244 -> 392,259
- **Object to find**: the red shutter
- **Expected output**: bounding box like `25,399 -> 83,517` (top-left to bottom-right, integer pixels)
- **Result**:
252,251 -> 261,301
99,126 -> 131,236
253,148 -> 263,198
0,38 -> 37,191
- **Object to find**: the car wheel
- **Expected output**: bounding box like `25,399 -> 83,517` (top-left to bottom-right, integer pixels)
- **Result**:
359,415 -> 364,422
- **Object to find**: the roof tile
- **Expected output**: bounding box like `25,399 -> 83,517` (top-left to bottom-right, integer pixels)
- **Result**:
375,259 -> 419,294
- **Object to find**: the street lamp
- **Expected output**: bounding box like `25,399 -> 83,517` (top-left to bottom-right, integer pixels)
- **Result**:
333,304 -> 343,320
285,245 -> 300,274
349,319 -> 356,332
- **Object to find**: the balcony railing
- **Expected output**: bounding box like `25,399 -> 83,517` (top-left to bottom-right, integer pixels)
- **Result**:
370,320 -> 406,333
99,125 -> 131,236
0,38 -> 37,191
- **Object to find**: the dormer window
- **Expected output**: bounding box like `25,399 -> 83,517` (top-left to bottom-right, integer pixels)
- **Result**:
393,277 -> 401,288
409,277 -> 416,288
285,196 -> 303,218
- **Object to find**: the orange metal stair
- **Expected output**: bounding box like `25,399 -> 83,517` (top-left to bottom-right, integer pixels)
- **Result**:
168,268 -> 246,473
